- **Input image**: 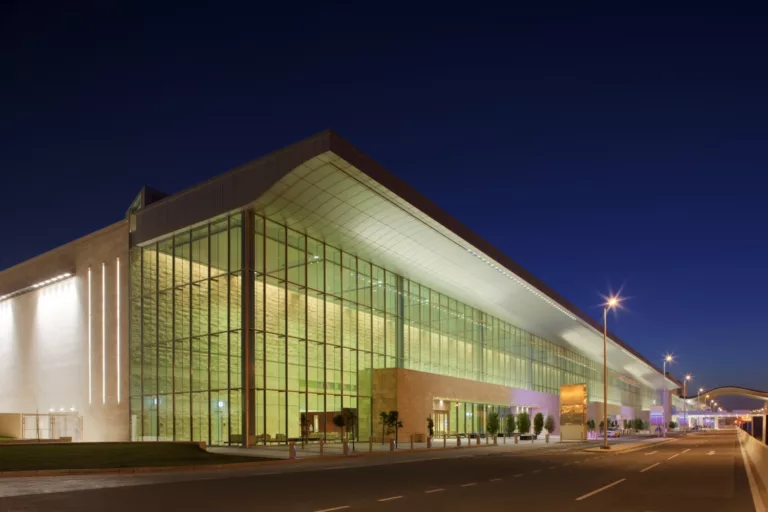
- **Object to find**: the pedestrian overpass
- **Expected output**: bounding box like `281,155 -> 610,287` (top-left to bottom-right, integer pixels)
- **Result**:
682,386 -> 768,402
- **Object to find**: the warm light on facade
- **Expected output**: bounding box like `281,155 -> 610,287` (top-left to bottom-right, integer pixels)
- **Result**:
88,266 -> 93,404
102,262 -> 106,405
116,257 -> 121,404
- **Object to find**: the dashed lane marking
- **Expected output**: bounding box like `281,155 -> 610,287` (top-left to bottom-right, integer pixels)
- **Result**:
514,473 -> 524,477
425,489 -> 444,494
489,478 -> 502,482
461,483 -> 477,487
645,451 -> 658,455
575,479 -> 627,501
640,462 -> 661,473
668,453 -> 679,460
314,507 -> 350,512
377,496 -> 403,502
532,469 -> 541,473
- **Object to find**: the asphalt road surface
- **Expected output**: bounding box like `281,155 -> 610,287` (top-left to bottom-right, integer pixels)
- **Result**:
0,430 -> 758,511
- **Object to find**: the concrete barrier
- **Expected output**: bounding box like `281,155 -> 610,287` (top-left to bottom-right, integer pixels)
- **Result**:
739,429 -> 768,505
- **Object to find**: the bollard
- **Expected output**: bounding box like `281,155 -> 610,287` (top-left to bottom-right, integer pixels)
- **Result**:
389,439 -> 396,452
457,437 -> 462,447
514,434 -> 518,445
486,434 -> 489,445
343,440 -> 350,456
369,436 -> 373,452
289,441 -> 297,459
493,435 -> 497,445
476,436 -> 480,446
319,439 -> 324,456
410,435 -> 414,451
443,435 -> 447,448
427,437 -> 432,449
503,435 -> 506,444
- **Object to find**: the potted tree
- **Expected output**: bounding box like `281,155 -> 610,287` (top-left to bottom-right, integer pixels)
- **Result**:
342,408 -> 356,451
517,412 -> 531,442
587,419 -> 595,439
300,412 -> 310,448
379,411 -> 389,444
505,413 -> 517,444
426,417 -> 434,448
332,414 -> 346,450
487,411 -> 500,445
533,412 -> 544,442
544,414 -> 555,443
388,411 -> 403,446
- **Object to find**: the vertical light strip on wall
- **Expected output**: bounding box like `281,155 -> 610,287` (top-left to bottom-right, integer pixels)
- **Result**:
88,267 -> 93,404
116,257 -> 121,403
102,262 -> 106,405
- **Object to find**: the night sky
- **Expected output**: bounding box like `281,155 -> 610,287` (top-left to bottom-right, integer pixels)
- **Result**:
3,4 -> 766,409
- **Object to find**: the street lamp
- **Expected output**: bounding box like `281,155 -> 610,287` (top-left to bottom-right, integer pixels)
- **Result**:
601,295 -> 620,450
683,375 -> 692,433
698,388 -> 703,411
662,354 -> 673,437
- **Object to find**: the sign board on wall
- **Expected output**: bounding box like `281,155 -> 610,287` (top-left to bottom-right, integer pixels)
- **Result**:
559,383 -> 587,441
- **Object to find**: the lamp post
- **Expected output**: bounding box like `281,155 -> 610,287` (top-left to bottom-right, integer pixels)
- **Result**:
683,375 -> 692,433
601,296 -> 620,450
662,355 -> 673,437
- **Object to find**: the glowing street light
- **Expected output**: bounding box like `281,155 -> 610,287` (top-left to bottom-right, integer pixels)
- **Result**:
662,354 -> 674,437
683,374 -> 692,434
601,295 -> 621,450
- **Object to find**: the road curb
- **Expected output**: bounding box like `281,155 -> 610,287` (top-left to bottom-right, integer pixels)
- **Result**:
581,438 -> 675,454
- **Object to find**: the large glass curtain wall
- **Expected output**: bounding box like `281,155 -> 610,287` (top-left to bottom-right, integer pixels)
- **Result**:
130,210 -> 655,446
130,214 -> 243,444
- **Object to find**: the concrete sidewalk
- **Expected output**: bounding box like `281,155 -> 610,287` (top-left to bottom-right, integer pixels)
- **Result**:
209,435 -> 564,460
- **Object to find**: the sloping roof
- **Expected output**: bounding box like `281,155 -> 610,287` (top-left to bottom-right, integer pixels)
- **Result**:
133,129 -> 676,390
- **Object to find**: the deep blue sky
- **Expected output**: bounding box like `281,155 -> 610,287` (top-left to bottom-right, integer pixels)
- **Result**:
3,4 -> 766,408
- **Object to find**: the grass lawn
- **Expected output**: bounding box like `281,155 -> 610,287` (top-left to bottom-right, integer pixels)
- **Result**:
0,443 -> 270,472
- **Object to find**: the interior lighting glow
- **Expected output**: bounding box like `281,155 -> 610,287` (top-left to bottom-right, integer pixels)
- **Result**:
102,262 -> 106,405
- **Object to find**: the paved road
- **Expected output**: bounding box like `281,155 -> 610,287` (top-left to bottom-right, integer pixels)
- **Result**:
0,430 -> 757,511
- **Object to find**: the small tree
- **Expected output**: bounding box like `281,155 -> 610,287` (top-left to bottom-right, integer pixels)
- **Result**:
426,417 -> 435,438
668,420 -> 677,430
342,408 -> 356,449
300,413 -> 310,447
379,411 -> 390,444
517,412 -> 531,436
587,419 -> 595,432
505,414 -> 516,436
388,411 -> 403,445
533,413 -> 544,437
599,420 -> 605,431
487,411 -> 500,438
332,414 -> 345,440
544,414 -> 555,434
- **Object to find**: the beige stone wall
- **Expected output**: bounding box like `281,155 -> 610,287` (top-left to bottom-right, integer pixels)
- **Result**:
0,413 -> 22,438
372,368 -> 560,440
0,221 -> 129,441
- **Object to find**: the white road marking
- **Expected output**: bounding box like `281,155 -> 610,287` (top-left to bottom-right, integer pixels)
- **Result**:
377,496 -> 403,502
489,478 -> 502,482
682,448 -> 690,454
645,451 -> 658,455
425,489 -> 445,494
575,479 -> 627,501
548,466 -> 556,470
514,473 -> 524,477
314,507 -> 350,512
461,483 -> 477,487
707,450 -> 715,455
668,453 -> 679,460
532,469 -> 541,473
640,462 -> 661,473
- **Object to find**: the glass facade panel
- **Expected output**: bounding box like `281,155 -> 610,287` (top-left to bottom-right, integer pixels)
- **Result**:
130,210 -> 655,445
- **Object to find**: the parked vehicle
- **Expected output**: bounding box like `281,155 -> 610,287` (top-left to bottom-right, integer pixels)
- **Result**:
607,428 -> 621,438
